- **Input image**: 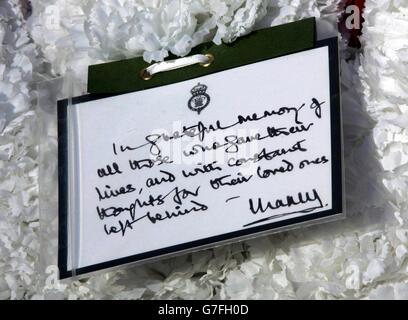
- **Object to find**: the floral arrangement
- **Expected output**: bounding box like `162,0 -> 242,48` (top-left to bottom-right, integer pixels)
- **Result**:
1,0 -> 408,300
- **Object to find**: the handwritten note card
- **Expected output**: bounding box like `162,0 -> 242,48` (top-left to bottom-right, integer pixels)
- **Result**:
58,39 -> 343,278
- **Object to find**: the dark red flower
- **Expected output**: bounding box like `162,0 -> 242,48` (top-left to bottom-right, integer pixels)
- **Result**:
338,0 -> 366,48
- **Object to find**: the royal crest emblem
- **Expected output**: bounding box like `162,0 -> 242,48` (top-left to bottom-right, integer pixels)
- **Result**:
188,83 -> 210,114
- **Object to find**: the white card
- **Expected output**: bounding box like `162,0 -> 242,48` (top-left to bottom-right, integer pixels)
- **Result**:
58,39 -> 344,278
